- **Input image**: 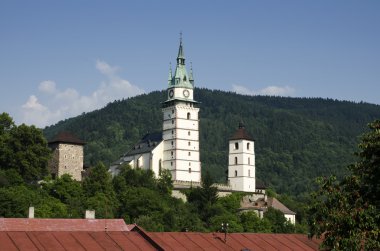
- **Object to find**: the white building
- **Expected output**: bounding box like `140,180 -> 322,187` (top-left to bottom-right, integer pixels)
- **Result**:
110,38 -> 201,183
228,122 -> 256,192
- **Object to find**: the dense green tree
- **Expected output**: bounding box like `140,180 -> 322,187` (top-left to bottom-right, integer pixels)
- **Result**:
309,120 -> 380,250
240,211 -> 272,233
42,174 -> 85,218
264,207 -> 295,233
0,113 -> 50,182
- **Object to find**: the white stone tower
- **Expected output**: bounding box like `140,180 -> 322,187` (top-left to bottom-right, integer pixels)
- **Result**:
228,122 -> 255,192
162,37 -> 201,182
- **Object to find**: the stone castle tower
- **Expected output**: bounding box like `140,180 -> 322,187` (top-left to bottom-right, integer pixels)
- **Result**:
48,132 -> 85,181
161,37 -> 201,182
228,122 -> 256,192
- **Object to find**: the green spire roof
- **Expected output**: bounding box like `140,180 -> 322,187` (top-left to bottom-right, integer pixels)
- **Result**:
168,36 -> 194,89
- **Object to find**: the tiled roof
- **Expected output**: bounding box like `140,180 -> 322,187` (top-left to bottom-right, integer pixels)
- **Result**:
48,131 -> 85,145
230,122 -> 254,141
268,197 -> 296,215
0,218 -> 130,231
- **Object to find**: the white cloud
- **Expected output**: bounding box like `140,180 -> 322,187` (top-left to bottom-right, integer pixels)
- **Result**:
232,84 -> 295,96
21,60 -> 145,127
38,80 -> 57,94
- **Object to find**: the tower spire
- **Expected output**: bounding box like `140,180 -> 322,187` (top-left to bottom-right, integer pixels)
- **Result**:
168,62 -> 172,85
177,32 -> 185,65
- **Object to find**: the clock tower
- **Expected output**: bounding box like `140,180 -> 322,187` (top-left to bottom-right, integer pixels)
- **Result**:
162,37 -> 201,182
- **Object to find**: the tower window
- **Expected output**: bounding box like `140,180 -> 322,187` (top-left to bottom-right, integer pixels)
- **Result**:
235,157 -> 238,165
188,141 -> 191,146
248,157 -> 250,165
171,151 -> 173,156
188,152 -> 191,156
187,112 -> 191,119
189,168 -> 191,173
247,143 -> 250,150
189,162 -> 191,166
235,170 -> 238,177
172,119 -> 174,124
248,170 -> 251,177
172,130 -> 174,134
171,161 -> 173,166
235,142 -> 239,150
171,141 -> 174,146
188,131 -> 191,136
172,109 -> 174,114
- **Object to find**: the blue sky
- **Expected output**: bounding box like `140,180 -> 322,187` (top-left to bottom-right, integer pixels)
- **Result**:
1,1 -> 379,127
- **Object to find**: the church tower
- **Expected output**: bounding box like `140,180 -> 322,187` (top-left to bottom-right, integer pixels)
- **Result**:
228,122 -> 255,192
162,37 -> 201,182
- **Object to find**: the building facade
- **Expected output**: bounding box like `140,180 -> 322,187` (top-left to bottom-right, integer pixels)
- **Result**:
228,122 -> 256,192
162,38 -> 201,182
48,132 -> 85,181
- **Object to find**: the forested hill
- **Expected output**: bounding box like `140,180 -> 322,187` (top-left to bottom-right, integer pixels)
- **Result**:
43,88 -> 380,197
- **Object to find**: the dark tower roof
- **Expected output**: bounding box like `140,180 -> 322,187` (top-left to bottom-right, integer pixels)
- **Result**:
48,132 -> 85,145
229,122 -> 254,141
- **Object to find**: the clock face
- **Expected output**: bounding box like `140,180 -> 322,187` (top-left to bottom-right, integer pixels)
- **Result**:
183,89 -> 190,98
169,89 -> 174,98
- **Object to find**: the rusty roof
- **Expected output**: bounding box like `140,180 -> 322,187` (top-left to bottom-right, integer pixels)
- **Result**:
0,218 -> 130,231
48,131 -> 85,145
267,197 -> 296,215
146,232 -> 321,251
0,218 -> 322,250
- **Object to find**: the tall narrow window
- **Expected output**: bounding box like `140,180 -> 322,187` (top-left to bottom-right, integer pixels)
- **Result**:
159,159 -> 162,175
235,170 -> 238,177
187,112 -> 191,120
188,131 -> 191,136
235,157 -> 238,165
188,152 -> 191,156
235,142 -> 239,150
248,169 -> 251,177
189,168 -> 192,173
248,157 -> 250,165
188,141 -> 191,146
247,143 -> 250,150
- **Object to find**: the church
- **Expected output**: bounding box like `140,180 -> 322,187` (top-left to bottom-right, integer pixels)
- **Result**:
108,38 -> 296,224
109,37 -> 255,193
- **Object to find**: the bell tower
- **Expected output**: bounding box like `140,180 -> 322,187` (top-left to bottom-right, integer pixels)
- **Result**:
228,122 -> 255,192
162,36 -> 201,182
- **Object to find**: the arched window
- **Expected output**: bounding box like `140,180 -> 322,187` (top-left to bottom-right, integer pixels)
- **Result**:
235,170 -> 238,177
187,112 -> 191,120
235,157 -> 238,165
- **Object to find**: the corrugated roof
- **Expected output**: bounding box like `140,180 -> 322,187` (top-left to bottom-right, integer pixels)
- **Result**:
0,218 -> 322,250
146,232 -> 321,251
48,131 -> 85,145
0,231 -> 157,251
0,218 -> 130,231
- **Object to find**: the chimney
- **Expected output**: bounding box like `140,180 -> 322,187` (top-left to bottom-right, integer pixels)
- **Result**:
28,206 -> 34,218
85,210 -> 95,219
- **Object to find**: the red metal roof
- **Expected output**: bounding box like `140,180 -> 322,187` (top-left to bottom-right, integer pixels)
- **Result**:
146,232 -> 322,251
230,122 -> 254,141
0,218 -> 131,231
0,218 -> 322,250
0,231 -> 156,251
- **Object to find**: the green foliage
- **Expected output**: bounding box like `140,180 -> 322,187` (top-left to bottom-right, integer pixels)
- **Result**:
264,207 -> 295,233
309,120 -> 380,250
43,89 -> 380,199
240,211 -> 272,233
0,113 -> 50,182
